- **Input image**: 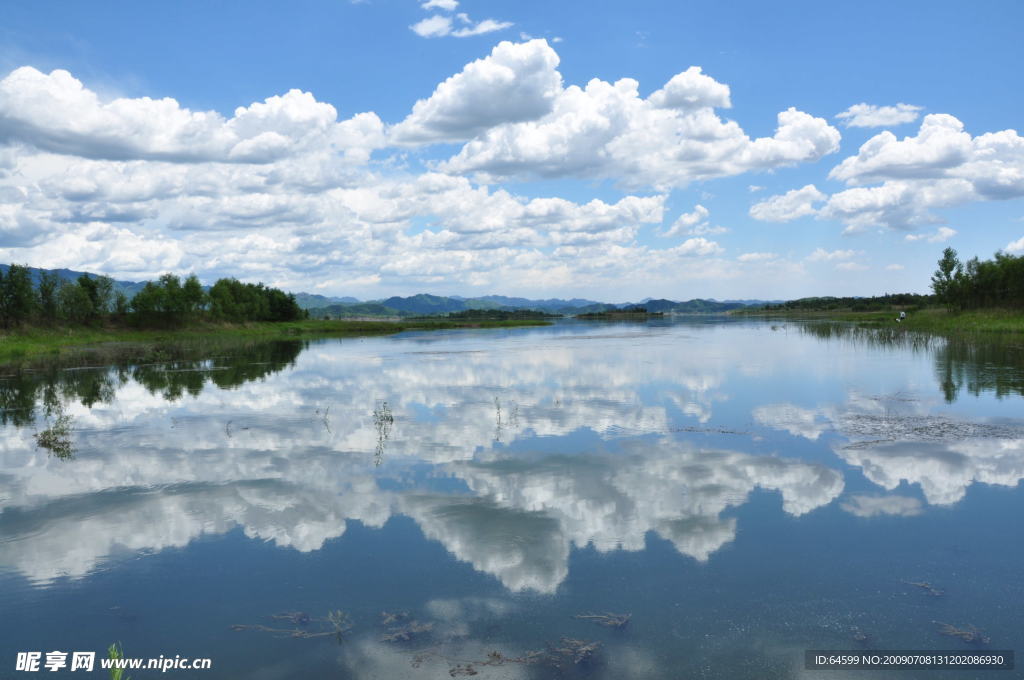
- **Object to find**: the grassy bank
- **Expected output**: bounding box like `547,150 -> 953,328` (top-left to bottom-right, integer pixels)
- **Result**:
734,307 -> 1024,334
0,317 -> 551,367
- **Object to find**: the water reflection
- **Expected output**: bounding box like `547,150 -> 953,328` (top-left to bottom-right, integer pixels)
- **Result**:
798,322 -> 1024,401
0,339 -> 304,427
836,438 -> 1024,505
935,336 -> 1024,401
0,322 -> 1021,596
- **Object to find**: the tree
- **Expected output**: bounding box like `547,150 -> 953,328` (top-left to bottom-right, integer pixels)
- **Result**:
94,275 -> 115,315
113,290 -> 129,317
181,274 -> 207,318
931,247 -> 962,308
0,264 -> 37,327
74,275 -> 100,320
57,281 -> 92,324
37,271 -> 60,322
130,281 -> 169,326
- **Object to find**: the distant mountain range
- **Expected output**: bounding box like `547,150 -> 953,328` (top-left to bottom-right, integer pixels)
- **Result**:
307,294 -> 777,317
0,263 -> 150,297
1,263 -> 782,317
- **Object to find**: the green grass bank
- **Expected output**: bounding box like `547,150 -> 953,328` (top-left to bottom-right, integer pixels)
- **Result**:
733,307 -> 1024,334
0,317 -> 551,367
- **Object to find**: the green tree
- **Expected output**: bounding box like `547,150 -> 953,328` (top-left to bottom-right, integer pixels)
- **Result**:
95,275 -> 115,315
113,290 -> 130,317
37,271 -> 60,322
129,281 -> 168,326
181,274 -> 207,318
931,247 -> 962,308
58,281 -> 93,324
0,264 -> 38,327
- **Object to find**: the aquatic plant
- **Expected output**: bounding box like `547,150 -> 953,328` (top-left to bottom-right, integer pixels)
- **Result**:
314,404 -> 332,433
34,412 -> 74,459
411,637 -> 601,676
573,612 -> 631,629
271,611 -> 312,626
934,621 -> 990,644
107,642 -> 130,680
380,606 -> 407,622
381,618 -> 434,643
231,609 -> 353,643
373,400 -> 394,465
904,580 -> 944,597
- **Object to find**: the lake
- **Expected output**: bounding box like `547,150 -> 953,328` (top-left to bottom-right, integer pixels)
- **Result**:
2,319 -> 1022,678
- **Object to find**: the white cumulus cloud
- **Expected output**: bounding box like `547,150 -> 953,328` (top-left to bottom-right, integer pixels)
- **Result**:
0,67 -> 380,164
905,226 -> 956,243
749,184 -> 826,222
806,248 -> 860,262
410,13 -> 511,39
391,40 -> 561,144
435,58 -> 840,189
836,103 -> 922,128
766,113 -> 1024,232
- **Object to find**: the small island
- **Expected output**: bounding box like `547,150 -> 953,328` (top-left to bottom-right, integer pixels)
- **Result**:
576,306 -> 664,320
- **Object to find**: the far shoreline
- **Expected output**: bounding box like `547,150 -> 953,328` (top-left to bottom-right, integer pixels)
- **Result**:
730,307 -> 1024,335
0,317 -> 552,368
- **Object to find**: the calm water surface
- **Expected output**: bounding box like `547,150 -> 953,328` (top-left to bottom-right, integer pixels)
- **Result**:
2,320 -> 1022,678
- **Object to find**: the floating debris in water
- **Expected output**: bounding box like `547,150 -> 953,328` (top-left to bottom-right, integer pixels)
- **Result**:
382,619 -> 434,643
573,612 -> 631,629
548,637 -> 602,665
904,580 -> 944,597
413,638 -> 600,677
271,611 -> 312,626
231,609 -> 352,642
851,626 -> 874,645
934,621 -> 990,644
381,610 -> 410,626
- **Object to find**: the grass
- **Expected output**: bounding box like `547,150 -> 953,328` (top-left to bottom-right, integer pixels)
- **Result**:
733,307 -> 1024,335
107,642 -> 130,680
0,318 -> 551,367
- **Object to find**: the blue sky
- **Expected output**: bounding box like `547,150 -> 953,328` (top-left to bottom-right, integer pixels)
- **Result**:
1,0 -> 1022,301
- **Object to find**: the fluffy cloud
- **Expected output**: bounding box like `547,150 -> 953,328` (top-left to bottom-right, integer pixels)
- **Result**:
806,248 -> 861,262
437,63 -> 840,189
905,226 -> 956,243
1006,236 -> 1024,253
663,204 -> 729,237
749,184 -> 825,222
836,103 -> 922,128
421,0 -> 457,9
391,40 -> 561,144
647,66 -> 731,110
829,114 -> 975,185
737,252 -> 776,262
410,13 -> 512,39
0,44 -> 847,295
410,15 -> 453,38
0,67 -> 380,164
764,114 -> 1024,233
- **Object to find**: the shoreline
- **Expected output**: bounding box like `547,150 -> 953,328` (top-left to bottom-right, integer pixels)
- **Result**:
0,318 -> 552,368
731,307 -> 1024,334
